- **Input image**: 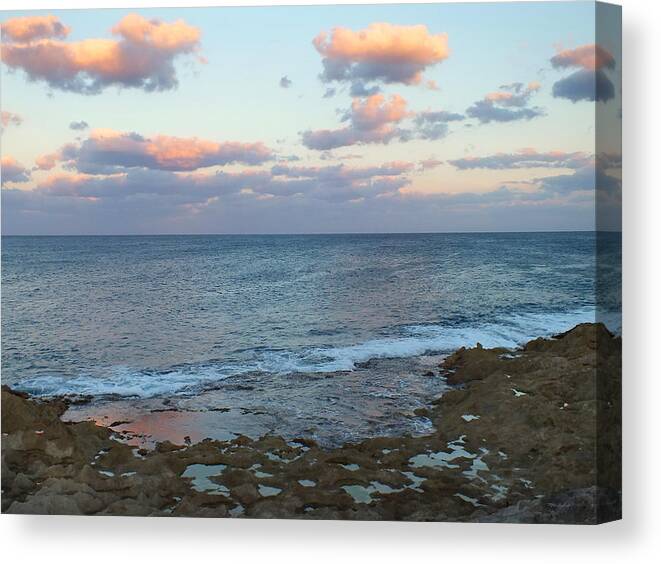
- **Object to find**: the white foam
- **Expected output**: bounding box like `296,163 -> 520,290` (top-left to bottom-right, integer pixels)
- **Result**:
298,307 -> 603,373
18,364 -> 242,399
18,307 -> 615,400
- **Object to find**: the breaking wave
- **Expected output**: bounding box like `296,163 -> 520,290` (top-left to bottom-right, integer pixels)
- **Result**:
18,307 -> 618,400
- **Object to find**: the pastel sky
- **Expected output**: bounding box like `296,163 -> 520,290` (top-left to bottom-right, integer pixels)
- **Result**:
1,2 -> 621,235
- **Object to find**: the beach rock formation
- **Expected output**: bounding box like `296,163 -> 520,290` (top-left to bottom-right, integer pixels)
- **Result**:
1,323 -> 621,523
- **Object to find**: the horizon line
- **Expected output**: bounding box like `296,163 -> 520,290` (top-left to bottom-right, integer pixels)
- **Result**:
1,229 -> 621,237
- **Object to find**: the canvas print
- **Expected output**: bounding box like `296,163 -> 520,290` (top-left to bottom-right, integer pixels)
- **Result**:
1,1 -> 621,523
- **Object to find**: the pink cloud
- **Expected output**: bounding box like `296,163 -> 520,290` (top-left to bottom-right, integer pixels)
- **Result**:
34,152 -> 61,171
550,45 -> 616,103
485,91 -> 516,103
304,92 -> 466,149
38,171 -> 96,192
22,158 -> 414,206
303,93 -> 410,150
313,23 -> 449,88
467,81 -> 545,123
1,14 -> 203,94
1,155 -> 31,185
551,44 -> 615,71
1,15 -> 70,43
110,13 -> 201,52
349,93 -> 410,130
43,129 -> 273,172
483,82 -> 541,108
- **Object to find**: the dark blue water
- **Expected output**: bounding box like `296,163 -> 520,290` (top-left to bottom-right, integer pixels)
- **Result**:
1,232 -> 620,399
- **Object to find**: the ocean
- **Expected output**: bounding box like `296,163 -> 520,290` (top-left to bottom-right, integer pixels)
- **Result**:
1,232 -> 620,403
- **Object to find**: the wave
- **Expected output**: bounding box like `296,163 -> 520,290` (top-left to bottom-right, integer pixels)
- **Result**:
17,307 -> 618,400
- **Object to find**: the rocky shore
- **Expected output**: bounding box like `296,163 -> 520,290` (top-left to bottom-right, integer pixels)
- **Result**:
1,323 -> 621,523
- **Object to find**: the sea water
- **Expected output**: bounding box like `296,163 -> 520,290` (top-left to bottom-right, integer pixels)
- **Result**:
1,232 -> 621,400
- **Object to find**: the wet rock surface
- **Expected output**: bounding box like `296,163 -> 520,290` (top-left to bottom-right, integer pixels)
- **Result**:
1,323 -> 621,522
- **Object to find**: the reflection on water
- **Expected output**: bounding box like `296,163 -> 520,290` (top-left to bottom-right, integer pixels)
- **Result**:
65,356 -> 449,448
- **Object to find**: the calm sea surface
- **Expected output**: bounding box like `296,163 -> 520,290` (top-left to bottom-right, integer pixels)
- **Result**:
1,232 -> 620,400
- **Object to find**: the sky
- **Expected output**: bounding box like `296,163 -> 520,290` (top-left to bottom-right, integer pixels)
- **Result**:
1,2 -> 621,235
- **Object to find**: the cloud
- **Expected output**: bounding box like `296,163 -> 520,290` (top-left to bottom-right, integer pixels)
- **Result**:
3,157 -> 611,234
550,44 -> 615,71
418,158 -> 443,170
279,75 -> 292,88
8,159 -> 415,212
535,164 -> 620,198
449,149 -> 592,170
302,93 -> 410,150
1,110 -> 23,128
425,185 -> 543,206
69,120 -> 89,130
466,82 -> 545,123
550,44 -> 616,103
42,129 -> 274,173
33,169 -> 264,201
416,110 -> 465,123
345,93 -> 410,129
1,15 -> 70,43
552,69 -> 615,103
486,81 -> 541,107
4,139 -> 617,233
264,162 -> 413,202
271,161 -> 414,179
1,155 -> 31,185
448,147 -> 621,206
349,81 -> 381,97
304,94 -> 466,149
319,151 -> 363,161
349,81 -> 381,98
534,151 -> 621,201
534,167 -> 595,195
1,13 -> 203,94
466,101 -> 544,123
597,152 -> 622,170
313,23 -> 449,93
414,110 -> 465,140
0,182 -> 605,235
34,151 -> 62,171
29,153 -> 599,216
322,87 -> 337,98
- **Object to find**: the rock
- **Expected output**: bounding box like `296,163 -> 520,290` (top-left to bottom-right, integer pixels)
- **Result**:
290,437 -> 318,448
155,441 -> 185,453
101,499 -> 156,517
8,494 -> 82,515
108,420 -> 131,427
9,472 -> 34,496
231,483 -> 260,506
1,323 -> 621,523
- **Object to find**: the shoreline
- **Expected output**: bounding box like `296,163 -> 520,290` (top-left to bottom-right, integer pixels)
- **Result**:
1,323 -> 621,523
59,354 -> 449,449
